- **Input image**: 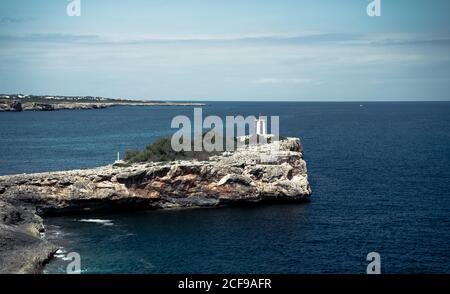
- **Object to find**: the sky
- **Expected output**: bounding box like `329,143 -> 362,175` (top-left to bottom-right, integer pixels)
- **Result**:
1,0 -> 450,101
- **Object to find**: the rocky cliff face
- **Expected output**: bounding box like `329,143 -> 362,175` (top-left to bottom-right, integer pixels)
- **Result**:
0,137 -> 311,272
0,100 -> 22,112
0,201 -> 57,274
0,138 -> 311,214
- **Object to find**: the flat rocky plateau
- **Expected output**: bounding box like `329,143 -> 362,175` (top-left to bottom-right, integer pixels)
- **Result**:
0,100 -> 205,112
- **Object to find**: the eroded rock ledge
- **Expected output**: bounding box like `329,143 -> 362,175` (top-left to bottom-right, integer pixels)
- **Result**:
0,137 -> 311,273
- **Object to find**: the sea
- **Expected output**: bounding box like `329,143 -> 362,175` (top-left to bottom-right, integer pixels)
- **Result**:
0,102 -> 449,274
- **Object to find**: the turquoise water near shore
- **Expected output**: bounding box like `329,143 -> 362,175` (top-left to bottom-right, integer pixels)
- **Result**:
1,102 -> 450,273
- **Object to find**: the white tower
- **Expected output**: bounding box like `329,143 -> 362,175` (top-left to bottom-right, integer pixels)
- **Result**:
255,116 -> 267,136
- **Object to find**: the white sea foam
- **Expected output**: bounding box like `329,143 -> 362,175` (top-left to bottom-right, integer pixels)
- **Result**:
79,219 -> 113,225
56,248 -> 66,254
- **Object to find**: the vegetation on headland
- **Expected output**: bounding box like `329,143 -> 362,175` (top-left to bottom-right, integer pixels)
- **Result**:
124,133 -> 235,163
124,133 -> 283,163
124,136 -> 209,163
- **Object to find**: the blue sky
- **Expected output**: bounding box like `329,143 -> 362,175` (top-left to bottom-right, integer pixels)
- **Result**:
1,0 -> 450,101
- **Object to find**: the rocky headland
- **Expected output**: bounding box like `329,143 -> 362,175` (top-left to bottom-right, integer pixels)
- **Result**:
0,138 -> 311,273
0,94 -> 205,112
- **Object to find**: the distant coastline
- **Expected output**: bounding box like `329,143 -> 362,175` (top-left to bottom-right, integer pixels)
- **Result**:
0,94 -> 205,112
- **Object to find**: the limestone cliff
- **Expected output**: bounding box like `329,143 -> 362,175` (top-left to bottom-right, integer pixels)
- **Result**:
0,138 -> 310,214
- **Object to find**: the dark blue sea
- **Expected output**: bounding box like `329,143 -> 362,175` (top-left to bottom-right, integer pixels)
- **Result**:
1,102 -> 449,274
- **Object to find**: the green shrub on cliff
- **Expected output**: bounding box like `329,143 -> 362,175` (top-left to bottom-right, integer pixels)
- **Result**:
124,133 -> 237,163
125,137 -> 184,163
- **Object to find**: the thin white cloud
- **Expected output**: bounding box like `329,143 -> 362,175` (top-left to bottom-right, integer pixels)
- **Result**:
255,78 -> 321,85
2,32 -> 449,47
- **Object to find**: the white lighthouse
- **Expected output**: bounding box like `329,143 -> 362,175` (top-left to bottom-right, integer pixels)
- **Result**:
255,116 -> 267,136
